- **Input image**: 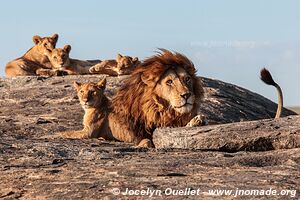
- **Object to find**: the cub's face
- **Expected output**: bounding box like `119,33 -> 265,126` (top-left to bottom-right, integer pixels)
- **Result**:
32,34 -> 58,56
74,78 -> 107,109
116,54 -> 140,75
46,45 -> 71,70
153,67 -> 195,114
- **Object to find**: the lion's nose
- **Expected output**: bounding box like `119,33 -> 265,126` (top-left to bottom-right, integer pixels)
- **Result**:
181,92 -> 191,100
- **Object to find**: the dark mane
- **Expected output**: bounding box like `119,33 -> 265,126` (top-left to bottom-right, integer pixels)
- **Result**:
112,49 -> 204,139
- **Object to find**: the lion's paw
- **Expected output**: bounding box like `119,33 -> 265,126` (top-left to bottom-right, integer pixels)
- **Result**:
89,65 -> 99,73
186,114 -> 207,127
136,139 -> 154,148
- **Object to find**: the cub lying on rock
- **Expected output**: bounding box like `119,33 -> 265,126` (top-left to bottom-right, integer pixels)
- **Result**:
58,78 -> 154,147
39,45 -> 101,76
89,54 -> 140,76
58,78 -> 115,139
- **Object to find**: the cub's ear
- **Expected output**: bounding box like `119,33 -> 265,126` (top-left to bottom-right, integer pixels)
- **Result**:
97,78 -> 106,90
63,45 -> 71,53
116,53 -> 123,62
51,33 -> 59,42
33,35 -> 42,45
73,81 -> 81,91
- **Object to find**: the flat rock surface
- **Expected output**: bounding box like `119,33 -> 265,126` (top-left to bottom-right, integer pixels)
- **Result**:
0,75 -> 298,199
153,115 -> 300,151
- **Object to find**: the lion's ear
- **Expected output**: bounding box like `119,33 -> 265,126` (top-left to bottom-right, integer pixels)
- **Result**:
63,45 -> 71,54
116,54 -> 123,62
141,73 -> 157,87
97,78 -> 106,89
51,33 -> 59,42
73,81 -> 81,91
33,35 -> 42,45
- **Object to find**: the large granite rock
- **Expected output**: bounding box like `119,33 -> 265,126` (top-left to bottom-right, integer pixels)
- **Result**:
0,75 -> 298,199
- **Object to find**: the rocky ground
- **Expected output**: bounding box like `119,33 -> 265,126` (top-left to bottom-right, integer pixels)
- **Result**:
0,75 -> 299,199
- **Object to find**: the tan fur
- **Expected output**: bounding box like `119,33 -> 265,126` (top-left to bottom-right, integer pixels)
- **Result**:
57,78 -> 143,145
42,45 -> 101,76
5,34 -> 58,77
109,49 -> 205,146
89,54 -> 140,76
58,78 -> 115,139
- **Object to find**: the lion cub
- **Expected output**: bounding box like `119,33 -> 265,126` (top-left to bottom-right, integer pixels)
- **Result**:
89,54 -> 140,76
38,45 -> 101,76
58,78 -> 153,147
59,78 -> 114,139
5,34 -> 58,77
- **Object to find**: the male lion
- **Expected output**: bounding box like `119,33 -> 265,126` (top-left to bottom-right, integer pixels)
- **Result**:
5,34 -> 58,77
38,45 -> 101,76
109,49 -> 205,147
89,54 -> 140,76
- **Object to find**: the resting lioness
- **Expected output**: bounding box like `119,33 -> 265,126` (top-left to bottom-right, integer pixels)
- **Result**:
38,45 -> 101,76
5,34 -> 58,77
89,54 -> 140,76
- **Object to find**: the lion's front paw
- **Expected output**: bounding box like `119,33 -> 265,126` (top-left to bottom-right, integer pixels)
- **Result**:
89,65 -> 98,74
136,139 -> 154,148
186,114 -> 207,127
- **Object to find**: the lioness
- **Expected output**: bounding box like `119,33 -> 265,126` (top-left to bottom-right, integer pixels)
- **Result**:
89,54 -> 140,76
260,68 -> 283,118
5,34 -> 58,77
38,45 -> 101,76
59,78 -> 115,139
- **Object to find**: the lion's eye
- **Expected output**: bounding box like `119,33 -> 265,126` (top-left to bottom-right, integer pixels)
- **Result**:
166,80 -> 173,86
80,90 -> 84,93
185,77 -> 191,83
44,43 -> 47,47
53,56 -> 57,60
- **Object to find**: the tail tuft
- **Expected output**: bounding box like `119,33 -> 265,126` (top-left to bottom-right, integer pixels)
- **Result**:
260,68 -> 276,86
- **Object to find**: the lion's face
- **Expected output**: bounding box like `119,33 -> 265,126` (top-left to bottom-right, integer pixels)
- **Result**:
116,54 -> 140,75
74,78 -> 106,109
32,34 -> 58,55
46,45 -> 71,70
153,67 -> 195,114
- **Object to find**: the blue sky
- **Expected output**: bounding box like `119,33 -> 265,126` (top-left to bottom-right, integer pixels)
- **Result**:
1,0 -> 299,106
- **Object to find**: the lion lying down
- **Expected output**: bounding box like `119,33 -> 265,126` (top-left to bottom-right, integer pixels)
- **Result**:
38,45 -> 101,76
58,49 -> 205,147
5,34 -> 59,77
89,53 -> 140,76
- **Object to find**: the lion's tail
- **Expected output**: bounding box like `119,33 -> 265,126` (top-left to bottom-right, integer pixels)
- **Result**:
260,68 -> 283,118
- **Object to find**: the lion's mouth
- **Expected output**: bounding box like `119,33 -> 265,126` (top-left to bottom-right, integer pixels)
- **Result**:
174,103 -> 193,109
